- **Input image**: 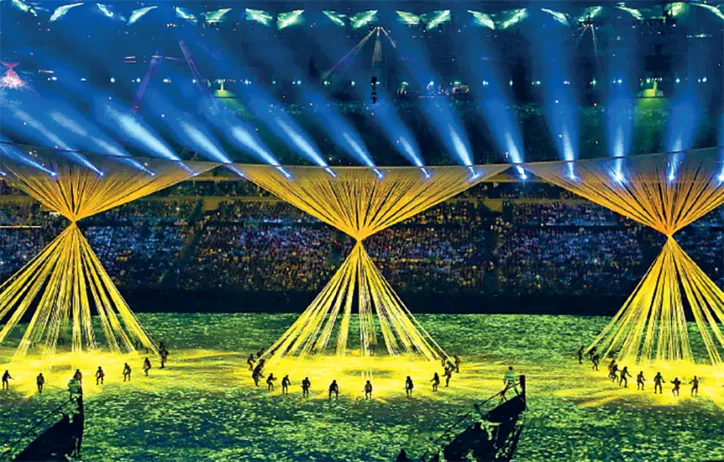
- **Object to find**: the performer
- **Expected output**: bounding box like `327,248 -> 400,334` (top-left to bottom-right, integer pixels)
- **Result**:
302,377 -> 311,398
282,375 -> 291,394
123,363 -> 132,382
689,376 -> 699,397
36,373 -> 45,393
364,380 -> 373,399
143,358 -> 151,377
653,372 -> 665,394
328,380 -> 339,400
2,370 -> 12,390
636,371 -> 645,390
405,376 -> 414,398
96,366 -> 105,385
431,372 -> 440,392
618,366 -> 631,388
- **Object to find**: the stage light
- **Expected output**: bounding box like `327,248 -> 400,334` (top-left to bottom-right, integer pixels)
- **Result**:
50,3 -> 83,22
11,0 -> 36,16
396,11 -> 421,26
541,8 -> 570,26
500,9 -> 527,29
350,10 -> 377,29
616,5 -> 643,20
135,78 -> 141,83
350,80 -> 355,86
246,9 -> 272,26
277,10 -> 304,29
109,77 -> 115,83
128,6 -> 157,25
676,77 -> 681,83
468,10 -> 495,29
693,3 -> 724,21
97,4 -> 114,18
205,8 -> 231,24
422,10 -> 450,30
175,7 -> 197,23
322,11 -> 346,27
577,6 -> 602,23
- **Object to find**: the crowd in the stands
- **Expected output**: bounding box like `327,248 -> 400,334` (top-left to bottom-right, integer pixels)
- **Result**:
1,180 -> 724,295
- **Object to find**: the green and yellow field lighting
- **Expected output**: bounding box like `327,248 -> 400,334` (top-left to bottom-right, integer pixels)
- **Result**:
499,8 -> 527,29
541,8 -> 570,26
204,8 -> 231,24
246,8 -> 272,26
277,10 -> 304,30
396,11 -> 421,26
350,10 -> 378,29
422,10 -> 451,30
468,10 -> 495,29
322,10 -> 346,27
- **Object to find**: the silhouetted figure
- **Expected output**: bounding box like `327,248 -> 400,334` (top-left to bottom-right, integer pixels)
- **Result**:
444,366 -> 453,387
396,448 -> 411,462
36,373 -> 45,393
143,358 -> 151,377
247,354 -> 255,371
592,353 -> 600,371
160,348 -> 169,369
637,371 -> 645,390
302,377 -> 311,398
431,372 -> 440,392
587,346 -> 597,360
454,355 -> 462,373
503,366 -> 518,399
577,345 -> 584,364
96,366 -> 105,385
364,380 -> 373,399
328,380 -> 339,400
282,375 -> 291,394
405,376 -> 414,398
619,366 -> 631,388
252,360 -> 265,387
73,369 -> 83,386
609,362 -> 619,382
671,377 -> 681,396
256,349 -> 264,359
654,372 -> 665,394
123,363 -> 131,382
266,373 -> 276,391
2,370 -> 12,390
689,376 -> 699,397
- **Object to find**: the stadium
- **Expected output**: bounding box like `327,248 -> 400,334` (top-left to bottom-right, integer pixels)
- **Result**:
0,0 -> 723,460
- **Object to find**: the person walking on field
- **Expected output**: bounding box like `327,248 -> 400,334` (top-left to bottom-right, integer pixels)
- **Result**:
247,354 -> 255,371
281,375 -> 291,395
143,358 -> 151,377
302,377 -> 311,398
36,373 -> 45,393
591,353 -> 600,371
454,355 -> 462,373
364,380 -> 373,399
444,366 -> 453,387
431,372 -> 440,392
671,377 -> 681,397
328,380 -> 339,400
689,376 -> 699,397
405,376 -> 414,398
96,367 -> 105,385
2,370 -> 12,390
123,363 -> 131,382
619,366 -> 631,388
576,346 -> 584,364
636,371 -> 645,390
653,372 -> 665,394
266,373 -> 277,391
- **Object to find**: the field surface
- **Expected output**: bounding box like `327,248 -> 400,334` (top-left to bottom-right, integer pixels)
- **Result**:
0,313 -> 723,461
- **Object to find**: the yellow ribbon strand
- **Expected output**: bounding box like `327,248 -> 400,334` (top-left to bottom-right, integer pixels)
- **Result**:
240,165 -> 509,362
0,151 -> 218,360
526,149 -> 724,366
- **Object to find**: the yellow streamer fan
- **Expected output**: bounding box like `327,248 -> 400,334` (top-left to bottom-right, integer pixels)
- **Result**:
0,150 -> 217,360
525,148 -> 724,365
238,164 -> 509,361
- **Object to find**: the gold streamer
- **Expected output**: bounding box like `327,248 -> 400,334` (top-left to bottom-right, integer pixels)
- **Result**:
238,164 -> 509,361
0,150 -> 217,360
526,149 -> 724,365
